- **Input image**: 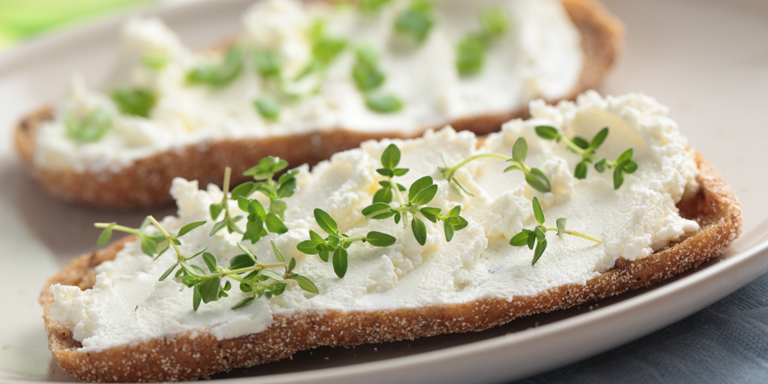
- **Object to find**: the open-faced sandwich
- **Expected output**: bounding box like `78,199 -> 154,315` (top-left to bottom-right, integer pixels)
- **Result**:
40,92 -> 742,382
15,0 -> 622,209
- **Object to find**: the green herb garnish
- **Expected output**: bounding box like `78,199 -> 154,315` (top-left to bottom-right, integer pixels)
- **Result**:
209,167 -> 244,236
362,144 -> 469,245
111,87 -> 156,118
535,126 -> 637,189
365,93 -> 403,113
97,216 -> 316,311
142,51 -> 169,70
509,197 -> 601,265
456,8 -> 510,77
352,45 -> 386,92
187,46 -> 244,87
64,108 -> 112,142
297,208 -> 396,278
456,35 -> 486,77
394,1 -> 434,43
254,49 -> 282,78
359,0 -> 392,13
254,96 -> 280,120
439,137 -> 551,195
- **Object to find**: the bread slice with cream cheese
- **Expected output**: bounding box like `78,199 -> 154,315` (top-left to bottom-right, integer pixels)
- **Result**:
39,92 -> 742,382
15,0 -> 622,209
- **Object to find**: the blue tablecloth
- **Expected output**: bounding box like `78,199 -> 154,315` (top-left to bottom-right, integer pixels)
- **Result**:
514,272 -> 768,383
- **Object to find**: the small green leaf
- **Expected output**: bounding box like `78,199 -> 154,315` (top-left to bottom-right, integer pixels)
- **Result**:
590,127 -> 609,150
309,230 -> 325,245
276,178 -> 297,199
512,137 -> 528,163
260,269 -> 284,282
352,53 -> 385,91
532,197 -> 545,225
291,275 -> 319,294
532,239 -> 547,265
202,252 -> 218,273
231,295 -> 255,310
392,169 -> 409,177
111,87 -> 156,118
265,213 -> 288,234
193,286 -> 202,311
509,231 -> 529,247
312,36 -> 347,64
525,168 -> 552,193
96,228 -> 113,247
362,203 -> 396,219
527,231 -> 536,250
332,247 -> 348,278
394,1 -> 434,42
327,234 -> 340,250
230,254 -> 256,270
244,156 -> 287,180
158,262 -> 178,281
408,176 -> 433,203
479,8 -> 510,36
288,257 -> 297,272
534,226 -> 546,242
254,95 -> 280,120
456,35 -> 485,77
594,158 -> 607,173
376,168 -> 394,177
556,218 -> 567,238
365,93 -> 404,113
270,240 -> 285,262
444,222 -> 455,242
140,235 -> 158,257
420,207 -> 441,223
314,209 -> 338,235
504,164 -> 520,173
187,46 -> 244,88
318,245 -> 330,262
209,220 -> 227,236
65,108 -> 112,142
411,216 -> 428,246
178,221 -> 206,237
297,240 -> 320,255
365,231 -> 396,247
373,187 -> 393,203
359,0 -> 392,13
575,161 -> 588,179
411,184 -> 438,206
535,125 -> 560,141
199,277 -> 221,303
381,143 -> 401,169
572,136 -> 590,150
253,49 -> 281,77
447,205 -> 461,217
232,182 -> 256,201
613,167 -> 625,189
616,148 -> 634,164
209,203 -> 224,221
622,160 -> 638,174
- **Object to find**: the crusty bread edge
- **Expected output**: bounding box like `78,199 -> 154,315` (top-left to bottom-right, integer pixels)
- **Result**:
39,152 -> 742,382
14,0 -> 623,209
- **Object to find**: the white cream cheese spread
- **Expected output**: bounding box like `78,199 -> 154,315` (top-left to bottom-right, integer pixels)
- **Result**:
49,92 -> 700,352
33,0 -> 583,173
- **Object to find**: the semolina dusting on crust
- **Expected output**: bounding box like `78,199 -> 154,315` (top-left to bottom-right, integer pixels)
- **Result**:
39,153 -> 742,382
14,0 -> 623,210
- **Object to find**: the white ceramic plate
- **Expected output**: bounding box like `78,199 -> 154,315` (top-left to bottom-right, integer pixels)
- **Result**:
2,0 -> 768,382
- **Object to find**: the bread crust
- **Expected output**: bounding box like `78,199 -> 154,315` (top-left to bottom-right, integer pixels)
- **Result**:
39,152 -> 742,382
14,0 -> 623,209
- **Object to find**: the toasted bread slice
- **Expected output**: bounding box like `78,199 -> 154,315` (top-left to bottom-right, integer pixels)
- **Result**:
14,0 -> 623,209
39,152 -> 741,382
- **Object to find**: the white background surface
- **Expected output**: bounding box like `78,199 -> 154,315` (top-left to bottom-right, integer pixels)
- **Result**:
1,0 -> 767,382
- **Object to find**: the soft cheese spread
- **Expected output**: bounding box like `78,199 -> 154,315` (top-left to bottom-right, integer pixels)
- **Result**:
33,0 -> 583,173
49,92 -> 700,351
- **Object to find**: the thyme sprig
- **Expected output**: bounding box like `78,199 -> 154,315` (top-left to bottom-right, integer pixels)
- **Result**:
221,157 -> 298,243
297,209 -> 396,278
438,137 -> 551,195
95,216 -> 317,311
509,197 -> 601,265
363,144 -> 469,245
535,126 -> 637,189
209,167 -> 243,236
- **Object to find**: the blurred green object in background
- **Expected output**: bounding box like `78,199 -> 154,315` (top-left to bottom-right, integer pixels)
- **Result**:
0,0 -> 153,50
